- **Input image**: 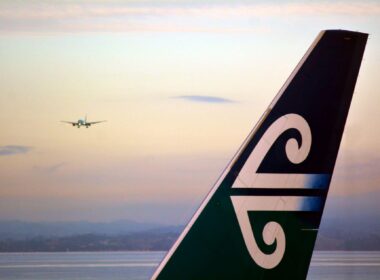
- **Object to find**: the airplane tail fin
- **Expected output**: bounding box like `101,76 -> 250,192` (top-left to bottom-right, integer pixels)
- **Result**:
151,30 -> 368,280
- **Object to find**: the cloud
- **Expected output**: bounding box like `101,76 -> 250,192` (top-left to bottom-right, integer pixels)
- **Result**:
0,1 -> 379,34
173,95 -> 236,104
1,2 -> 380,20
45,162 -> 66,174
0,145 -> 32,156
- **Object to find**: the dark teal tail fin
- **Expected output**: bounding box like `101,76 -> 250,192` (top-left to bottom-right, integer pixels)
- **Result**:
152,30 -> 368,280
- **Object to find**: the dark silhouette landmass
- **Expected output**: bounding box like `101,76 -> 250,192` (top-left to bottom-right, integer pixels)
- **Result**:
0,220 -> 168,240
1,192 -> 380,252
0,220 -> 182,252
0,217 -> 380,252
0,232 -> 178,252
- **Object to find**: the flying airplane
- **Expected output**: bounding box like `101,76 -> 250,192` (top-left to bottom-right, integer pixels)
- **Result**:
61,116 -> 106,128
151,30 -> 368,280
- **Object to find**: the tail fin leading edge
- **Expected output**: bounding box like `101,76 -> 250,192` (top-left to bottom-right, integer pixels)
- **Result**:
152,30 -> 368,280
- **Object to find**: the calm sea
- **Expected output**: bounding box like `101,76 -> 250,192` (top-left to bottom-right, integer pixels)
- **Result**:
0,251 -> 379,279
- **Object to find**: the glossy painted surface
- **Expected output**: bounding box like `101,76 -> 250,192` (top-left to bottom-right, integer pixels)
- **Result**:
153,30 -> 368,279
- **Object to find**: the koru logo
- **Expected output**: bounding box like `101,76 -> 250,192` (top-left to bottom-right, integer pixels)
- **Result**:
230,113 -> 312,269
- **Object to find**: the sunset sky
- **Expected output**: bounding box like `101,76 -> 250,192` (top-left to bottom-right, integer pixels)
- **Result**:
0,0 -> 379,224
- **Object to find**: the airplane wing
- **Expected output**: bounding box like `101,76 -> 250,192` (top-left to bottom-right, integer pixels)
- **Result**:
61,121 -> 76,125
86,120 -> 107,125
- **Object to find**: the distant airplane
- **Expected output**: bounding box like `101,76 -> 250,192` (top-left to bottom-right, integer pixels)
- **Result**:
151,30 -> 368,280
61,116 -> 106,128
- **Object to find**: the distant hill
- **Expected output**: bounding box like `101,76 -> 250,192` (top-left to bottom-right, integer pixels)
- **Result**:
1,191 -> 380,252
316,212 -> 380,250
1,220 -> 380,252
0,232 -> 179,252
0,220 -> 181,240
0,220 -> 183,252
316,190 -> 380,250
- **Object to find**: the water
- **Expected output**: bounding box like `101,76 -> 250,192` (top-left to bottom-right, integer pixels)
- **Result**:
0,252 -> 160,280
308,251 -> 380,280
0,251 -> 379,279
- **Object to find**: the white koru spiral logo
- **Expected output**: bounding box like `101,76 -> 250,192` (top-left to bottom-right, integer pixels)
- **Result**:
231,113 -> 312,269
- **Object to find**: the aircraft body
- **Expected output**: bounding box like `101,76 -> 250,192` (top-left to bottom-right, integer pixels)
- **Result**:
61,116 -> 106,128
151,30 -> 368,279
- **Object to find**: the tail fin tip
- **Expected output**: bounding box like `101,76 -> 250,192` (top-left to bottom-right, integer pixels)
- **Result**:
152,30 -> 368,280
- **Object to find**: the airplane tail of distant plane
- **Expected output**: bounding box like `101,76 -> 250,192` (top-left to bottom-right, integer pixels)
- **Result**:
151,30 -> 368,280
